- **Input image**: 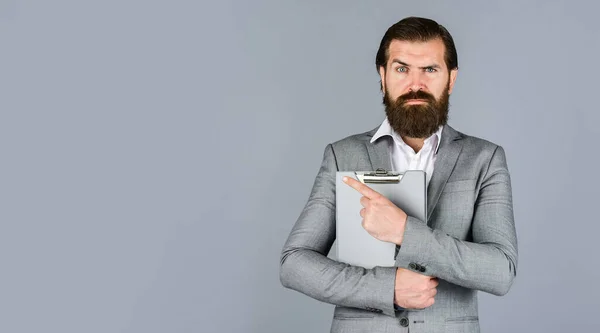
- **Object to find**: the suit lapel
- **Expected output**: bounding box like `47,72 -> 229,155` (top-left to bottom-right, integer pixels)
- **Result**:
366,135 -> 392,172
426,125 -> 464,222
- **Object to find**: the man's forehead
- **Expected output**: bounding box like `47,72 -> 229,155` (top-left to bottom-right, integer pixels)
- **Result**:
387,39 -> 445,64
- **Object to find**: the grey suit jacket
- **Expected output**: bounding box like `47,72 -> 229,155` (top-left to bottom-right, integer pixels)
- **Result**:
280,124 -> 518,333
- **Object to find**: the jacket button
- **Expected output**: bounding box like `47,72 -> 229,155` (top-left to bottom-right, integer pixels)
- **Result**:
414,264 -> 422,271
409,262 -> 417,270
419,265 -> 426,273
399,317 -> 409,327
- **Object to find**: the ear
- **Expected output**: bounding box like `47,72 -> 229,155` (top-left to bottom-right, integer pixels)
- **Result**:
378,66 -> 386,92
448,68 -> 458,94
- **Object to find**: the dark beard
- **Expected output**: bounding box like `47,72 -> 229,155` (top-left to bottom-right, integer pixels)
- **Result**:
383,85 -> 450,138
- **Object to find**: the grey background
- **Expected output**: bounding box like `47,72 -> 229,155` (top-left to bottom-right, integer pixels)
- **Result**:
1,0 -> 598,332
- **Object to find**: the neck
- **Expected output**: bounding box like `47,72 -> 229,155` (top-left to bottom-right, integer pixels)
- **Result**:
401,136 -> 425,154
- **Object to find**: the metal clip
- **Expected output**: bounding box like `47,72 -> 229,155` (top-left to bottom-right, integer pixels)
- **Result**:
356,168 -> 402,183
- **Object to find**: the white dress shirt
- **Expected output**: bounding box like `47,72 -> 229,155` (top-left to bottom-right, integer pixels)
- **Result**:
370,117 -> 443,187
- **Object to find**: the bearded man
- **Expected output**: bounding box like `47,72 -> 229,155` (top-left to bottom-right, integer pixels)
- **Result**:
280,16 -> 518,333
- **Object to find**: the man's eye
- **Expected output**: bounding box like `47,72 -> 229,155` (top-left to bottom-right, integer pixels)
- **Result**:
396,67 -> 407,73
425,67 -> 436,73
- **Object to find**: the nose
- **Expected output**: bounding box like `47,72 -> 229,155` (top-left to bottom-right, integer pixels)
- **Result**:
408,71 -> 426,92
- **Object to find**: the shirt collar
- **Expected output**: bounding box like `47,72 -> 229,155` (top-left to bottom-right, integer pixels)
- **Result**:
370,117 -> 444,154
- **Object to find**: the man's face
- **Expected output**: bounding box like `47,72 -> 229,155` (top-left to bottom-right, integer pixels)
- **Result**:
379,38 -> 458,138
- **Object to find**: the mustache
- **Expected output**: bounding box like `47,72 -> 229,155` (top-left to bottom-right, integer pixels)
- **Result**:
396,90 -> 436,103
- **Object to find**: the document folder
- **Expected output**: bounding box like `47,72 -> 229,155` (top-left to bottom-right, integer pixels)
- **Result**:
332,169 -> 427,269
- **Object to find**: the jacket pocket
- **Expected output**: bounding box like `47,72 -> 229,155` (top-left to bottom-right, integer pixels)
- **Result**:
445,316 -> 479,322
445,316 -> 480,333
333,307 -> 375,320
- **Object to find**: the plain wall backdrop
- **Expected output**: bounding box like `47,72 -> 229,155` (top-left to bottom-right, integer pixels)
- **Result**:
2,0 -> 599,332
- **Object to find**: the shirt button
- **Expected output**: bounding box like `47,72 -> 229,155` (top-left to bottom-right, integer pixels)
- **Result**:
399,317 -> 409,327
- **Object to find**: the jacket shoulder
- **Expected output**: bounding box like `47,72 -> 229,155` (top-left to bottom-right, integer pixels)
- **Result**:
322,127 -> 378,170
454,128 -> 502,152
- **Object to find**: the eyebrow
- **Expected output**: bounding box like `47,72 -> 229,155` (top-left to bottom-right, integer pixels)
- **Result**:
391,59 -> 441,69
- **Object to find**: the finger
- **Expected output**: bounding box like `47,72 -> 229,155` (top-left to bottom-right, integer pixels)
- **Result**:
426,297 -> 435,307
430,288 -> 438,297
342,176 -> 381,199
429,279 -> 439,288
360,196 -> 370,208
419,294 -> 436,308
360,208 -> 366,218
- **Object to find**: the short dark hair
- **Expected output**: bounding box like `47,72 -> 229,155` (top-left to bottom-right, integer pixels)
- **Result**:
375,17 -> 458,72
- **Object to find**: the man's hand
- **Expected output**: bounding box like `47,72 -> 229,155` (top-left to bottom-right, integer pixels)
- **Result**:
343,176 -> 408,245
394,268 -> 438,309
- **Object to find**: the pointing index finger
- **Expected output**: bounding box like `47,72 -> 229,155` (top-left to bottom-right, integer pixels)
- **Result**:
342,176 -> 381,199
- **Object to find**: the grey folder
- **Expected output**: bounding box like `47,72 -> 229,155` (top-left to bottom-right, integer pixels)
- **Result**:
333,170 -> 427,269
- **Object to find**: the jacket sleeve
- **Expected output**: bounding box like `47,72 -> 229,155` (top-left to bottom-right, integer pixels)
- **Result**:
280,144 -> 398,317
394,146 -> 518,296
